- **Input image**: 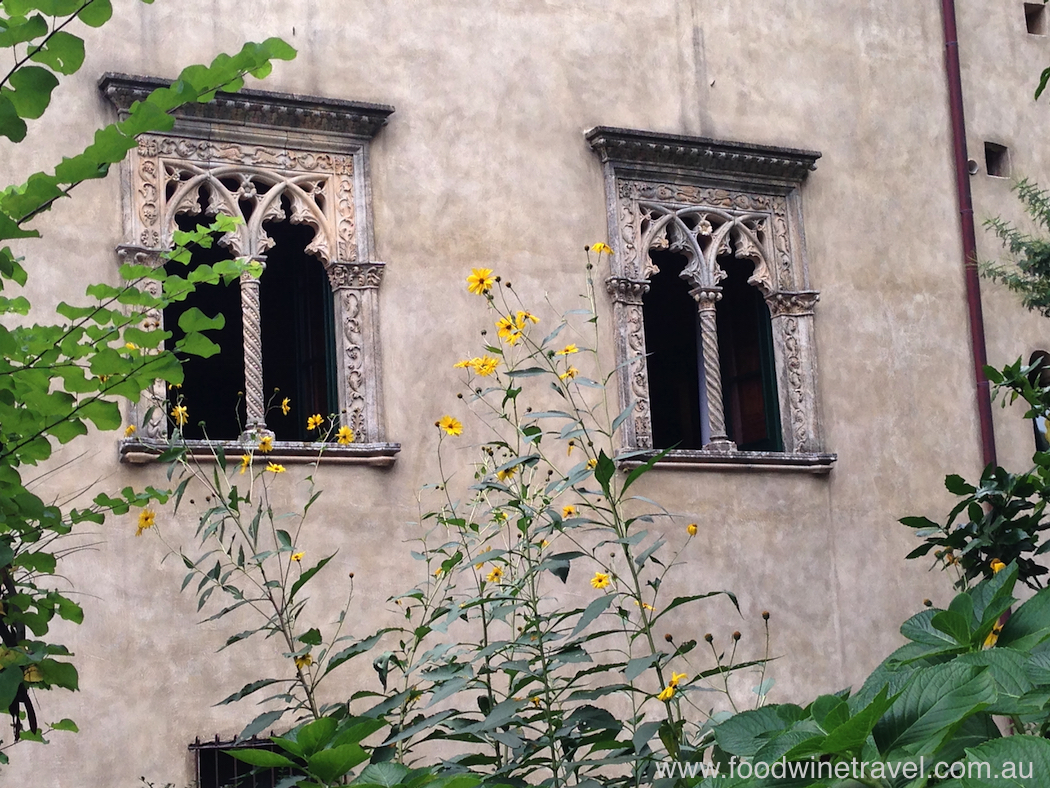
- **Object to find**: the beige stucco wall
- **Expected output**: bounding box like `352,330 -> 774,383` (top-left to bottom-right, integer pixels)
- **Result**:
5,0 -> 1050,784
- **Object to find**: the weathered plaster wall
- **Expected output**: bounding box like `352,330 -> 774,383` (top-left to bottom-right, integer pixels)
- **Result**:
4,1 -> 1050,784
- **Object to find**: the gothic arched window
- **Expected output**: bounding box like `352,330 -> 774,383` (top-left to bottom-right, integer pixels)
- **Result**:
103,75 -> 399,465
588,127 -> 834,471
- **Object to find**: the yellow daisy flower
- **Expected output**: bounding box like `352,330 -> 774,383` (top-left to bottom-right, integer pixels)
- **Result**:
472,356 -> 500,376
586,458 -> 598,470
136,508 -> 156,537
562,505 -> 576,518
291,551 -> 304,562
466,268 -> 496,296
559,367 -> 579,381
634,600 -> 656,612
556,344 -> 579,355
516,310 -> 539,325
991,558 -> 1006,574
496,315 -> 523,345
307,414 -> 324,431
281,397 -> 291,416
453,358 -> 474,369
239,454 -> 251,475
124,342 -> 138,351
657,685 -> 675,702
496,466 -> 516,482
124,424 -> 137,437
170,405 -> 188,426
669,671 -> 688,688
294,654 -> 313,670
267,462 -> 286,474
437,415 -> 463,436
337,425 -> 355,445
258,435 -> 274,453
486,566 -> 503,583
589,242 -> 613,255
591,572 -> 611,590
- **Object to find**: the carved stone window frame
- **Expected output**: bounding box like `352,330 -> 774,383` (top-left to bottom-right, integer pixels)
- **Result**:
101,74 -> 399,466
587,126 -> 835,473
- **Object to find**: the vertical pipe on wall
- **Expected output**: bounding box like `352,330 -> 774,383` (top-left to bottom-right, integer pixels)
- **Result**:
941,0 -> 998,468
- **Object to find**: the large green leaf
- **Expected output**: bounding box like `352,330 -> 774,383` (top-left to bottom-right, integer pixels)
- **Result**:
998,586 -> 1050,652
961,735 -> 1050,787
713,704 -> 805,757
305,743 -> 369,784
28,30 -> 84,75
6,65 -> 59,119
873,663 -> 997,757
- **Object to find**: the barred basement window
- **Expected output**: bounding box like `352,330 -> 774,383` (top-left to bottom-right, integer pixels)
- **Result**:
588,127 -> 835,471
190,735 -> 291,788
101,75 -> 399,465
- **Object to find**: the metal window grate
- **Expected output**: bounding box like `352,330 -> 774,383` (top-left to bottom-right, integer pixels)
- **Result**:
189,735 -> 290,788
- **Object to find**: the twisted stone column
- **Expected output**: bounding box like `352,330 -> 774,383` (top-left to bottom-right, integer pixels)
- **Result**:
240,264 -> 270,437
691,286 -> 735,452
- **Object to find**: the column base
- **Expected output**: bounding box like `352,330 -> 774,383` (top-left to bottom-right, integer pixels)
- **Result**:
703,439 -> 737,453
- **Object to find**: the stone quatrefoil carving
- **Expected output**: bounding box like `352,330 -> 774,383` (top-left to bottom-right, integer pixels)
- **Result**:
103,75 -> 394,447
587,126 -> 825,456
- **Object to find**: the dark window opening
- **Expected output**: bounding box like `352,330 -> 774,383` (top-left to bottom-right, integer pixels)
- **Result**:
644,250 -> 703,450
985,142 -> 1011,178
260,217 -> 338,442
164,213 -> 244,441
1026,2 -> 1047,34
191,736 -> 292,788
716,257 -> 782,452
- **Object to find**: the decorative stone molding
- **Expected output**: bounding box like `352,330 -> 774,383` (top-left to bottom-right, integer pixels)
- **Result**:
103,75 -> 397,456
588,126 -> 832,463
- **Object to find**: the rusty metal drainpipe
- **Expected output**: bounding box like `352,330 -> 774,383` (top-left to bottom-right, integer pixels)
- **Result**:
941,0 -> 998,468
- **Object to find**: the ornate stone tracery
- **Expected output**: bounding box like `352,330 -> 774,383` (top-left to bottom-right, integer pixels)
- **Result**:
103,74 -> 395,449
588,126 -> 828,458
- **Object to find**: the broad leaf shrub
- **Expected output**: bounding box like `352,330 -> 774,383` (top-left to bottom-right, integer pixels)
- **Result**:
0,0 -> 294,763
697,562 -> 1050,787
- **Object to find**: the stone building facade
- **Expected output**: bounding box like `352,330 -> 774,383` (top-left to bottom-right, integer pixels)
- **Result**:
5,1 -> 1050,784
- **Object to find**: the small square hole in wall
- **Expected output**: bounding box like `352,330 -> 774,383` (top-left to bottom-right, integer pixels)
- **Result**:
1026,3 -> 1047,34
985,142 -> 1011,177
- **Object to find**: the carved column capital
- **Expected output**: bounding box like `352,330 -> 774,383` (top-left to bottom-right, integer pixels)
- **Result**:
767,290 -> 819,317
326,261 -> 385,289
605,276 -> 649,304
689,286 -> 723,310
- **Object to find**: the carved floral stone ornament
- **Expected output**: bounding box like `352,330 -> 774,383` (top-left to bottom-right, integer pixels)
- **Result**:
102,74 -> 399,465
587,126 -> 835,472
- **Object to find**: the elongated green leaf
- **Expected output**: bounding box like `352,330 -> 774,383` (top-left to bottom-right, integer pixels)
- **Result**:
225,748 -> 296,769
289,554 -> 334,603
568,594 -> 614,640
216,678 -> 283,706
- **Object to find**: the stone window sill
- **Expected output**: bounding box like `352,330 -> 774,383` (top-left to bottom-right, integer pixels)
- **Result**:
617,448 -> 836,474
119,439 -> 401,468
